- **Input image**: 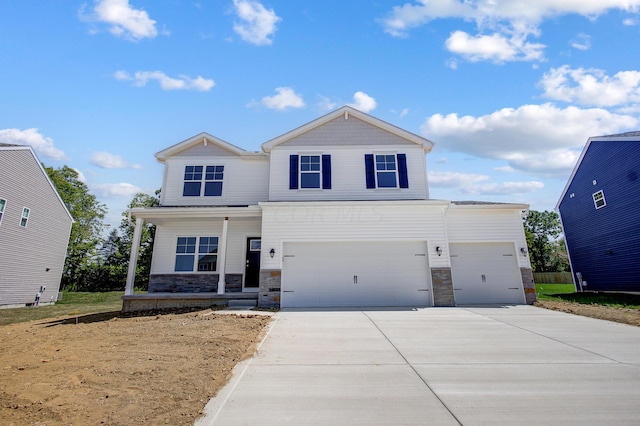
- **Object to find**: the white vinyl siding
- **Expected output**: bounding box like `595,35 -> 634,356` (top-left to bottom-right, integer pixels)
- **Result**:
259,201 -> 449,271
0,148 -> 73,307
269,146 -> 428,201
150,218 -> 262,275
161,156 -> 269,206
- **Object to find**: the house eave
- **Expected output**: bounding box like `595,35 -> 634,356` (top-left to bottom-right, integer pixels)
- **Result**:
129,205 -> 262,224
155,132 -> 266,162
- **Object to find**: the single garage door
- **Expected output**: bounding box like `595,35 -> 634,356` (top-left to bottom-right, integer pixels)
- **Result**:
450,243 -> 525,305
281,241 -> 432,308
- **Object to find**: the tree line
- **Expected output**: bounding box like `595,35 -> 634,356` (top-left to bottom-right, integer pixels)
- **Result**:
44,164 -> 569,292
46,165 -> 158,292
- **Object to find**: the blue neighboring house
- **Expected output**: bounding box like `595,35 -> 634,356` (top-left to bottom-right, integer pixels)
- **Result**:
557,131 -> 640,292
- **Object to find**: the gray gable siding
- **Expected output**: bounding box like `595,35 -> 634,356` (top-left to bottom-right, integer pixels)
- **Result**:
278,115 -> 415,147
0,148 -> 72,307
174,142 -> 238,157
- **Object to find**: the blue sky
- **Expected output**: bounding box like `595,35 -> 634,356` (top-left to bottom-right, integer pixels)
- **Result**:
1,0 -> 640,227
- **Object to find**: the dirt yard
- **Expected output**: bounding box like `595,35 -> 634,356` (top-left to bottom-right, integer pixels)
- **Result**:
0,309 -> 271,426
1,302 -> 638,426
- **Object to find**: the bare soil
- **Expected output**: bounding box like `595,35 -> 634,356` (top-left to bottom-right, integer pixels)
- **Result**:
0,309 -> 271,426
536,300 -> 640,327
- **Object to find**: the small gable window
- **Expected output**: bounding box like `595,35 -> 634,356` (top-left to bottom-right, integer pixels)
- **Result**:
0,198 -> 6,226
20,207 -> 30,227
365,153 -> 409,189
289,154 -> 331,190
183,165 -> 224,197
593,190 -> 606,209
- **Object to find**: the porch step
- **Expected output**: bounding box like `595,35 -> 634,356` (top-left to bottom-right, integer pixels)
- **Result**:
227,299 -> 258,309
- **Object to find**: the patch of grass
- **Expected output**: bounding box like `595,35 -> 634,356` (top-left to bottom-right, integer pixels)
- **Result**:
535,283 -> 640,309
0,291 -> 125,327
535,283 -> 575,298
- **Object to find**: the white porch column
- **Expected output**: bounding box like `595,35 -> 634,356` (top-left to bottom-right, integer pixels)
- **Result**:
217,217 -> 229,294
125,217 -> 144,296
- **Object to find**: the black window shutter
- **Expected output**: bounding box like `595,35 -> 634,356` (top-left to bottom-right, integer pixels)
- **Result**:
364,154 -> 375,188
397,154 -> 409,188
289,155 -> 299,189
322,155 -> 331,189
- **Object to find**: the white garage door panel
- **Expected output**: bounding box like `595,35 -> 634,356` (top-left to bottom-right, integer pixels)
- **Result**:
450,243 -> 525,305
282,241 -> 431,308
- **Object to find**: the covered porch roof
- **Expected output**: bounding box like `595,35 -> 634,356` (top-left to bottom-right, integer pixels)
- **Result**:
128,205 -> 262,225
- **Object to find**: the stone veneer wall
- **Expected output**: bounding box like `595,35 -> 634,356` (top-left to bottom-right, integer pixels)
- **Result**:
431,267 -> 455,307
148,273 -> 243,293
521,268 -> 537,304
258,270 -> 281,308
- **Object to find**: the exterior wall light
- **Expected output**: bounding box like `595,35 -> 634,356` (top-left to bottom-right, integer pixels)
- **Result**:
269,248 -> 275,258
435,246 -> 442,256
520,247 -> 528,256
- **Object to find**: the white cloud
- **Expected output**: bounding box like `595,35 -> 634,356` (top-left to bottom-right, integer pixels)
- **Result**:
232,0 -> 281,45
260,87 -> 305,110
91,182 -> 142,198
74,168 -> 87,183
540,65 -> 640,107
82,0 -> 158,41
381,0 -> 640,62
623,18 -> 638,25
114,70 -> 215,91
90,151 -> 142,169
316,96 -> 338,112
494,165 -> 516,173
445,29 -> 544,63
0,128 -> 65,160
428,171 -> 543,195
349,91 -> 377,113
421,103 -> 638,177
571,32 -> 591,50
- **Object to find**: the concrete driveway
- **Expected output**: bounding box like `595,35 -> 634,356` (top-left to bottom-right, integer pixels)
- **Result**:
197,306 -> 640,425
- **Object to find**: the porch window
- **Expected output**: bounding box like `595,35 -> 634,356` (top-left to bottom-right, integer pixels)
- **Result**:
175,236 -> 219,272
183,165 -> 224,197
0,198 -> 6,226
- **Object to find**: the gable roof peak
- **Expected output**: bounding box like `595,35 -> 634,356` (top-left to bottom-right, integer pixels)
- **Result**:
261,105 -> 434,153
155,132 -> 264,161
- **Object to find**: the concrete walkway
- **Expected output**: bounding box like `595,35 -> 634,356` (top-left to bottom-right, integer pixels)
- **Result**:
197,306 -> 640,425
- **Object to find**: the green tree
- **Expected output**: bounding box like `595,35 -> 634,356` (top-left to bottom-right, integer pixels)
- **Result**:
45,165 -> 107,290
523,210 -> 568,272
117,190 -> 160,289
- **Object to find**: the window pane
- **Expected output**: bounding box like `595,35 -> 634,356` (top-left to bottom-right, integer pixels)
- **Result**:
197,255 -> 217,271
183,182 -> 201,196
175,255 -> 195,271
377,171 -> 397,188
0,199 -> 5,212
204,182 -> 223,196
301,173 -> 320,188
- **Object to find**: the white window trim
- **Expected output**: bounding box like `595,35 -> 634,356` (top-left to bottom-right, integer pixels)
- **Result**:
175,235 -> 220,273
592,190 -> 606,209
0,198 -> 6,226
20,207 -> 30,228
298,153 -> 323,190
373,152 -> 399,189
183,164 -> 226,197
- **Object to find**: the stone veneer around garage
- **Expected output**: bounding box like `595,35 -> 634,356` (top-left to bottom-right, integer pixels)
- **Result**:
431,267 -> 455,306
521,268 -> 537,304
258,270 -> 281,308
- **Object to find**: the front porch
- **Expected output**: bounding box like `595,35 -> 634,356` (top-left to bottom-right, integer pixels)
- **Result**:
121,292 -> 258,313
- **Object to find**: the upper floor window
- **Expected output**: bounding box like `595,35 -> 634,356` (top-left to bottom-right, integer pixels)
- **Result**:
175,236 -> 219,272
289,154 -> 331,190
20,207 -> 30,227
0,198 -> 6,225
183,165 -> 224,197
365,153 -> 409,189
593,190 -> 606,209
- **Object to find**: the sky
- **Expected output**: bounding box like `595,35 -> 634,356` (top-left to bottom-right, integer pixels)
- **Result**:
1,0 -> 640,228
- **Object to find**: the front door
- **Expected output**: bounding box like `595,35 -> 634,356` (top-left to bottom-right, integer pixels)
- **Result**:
244,238 -> 261,290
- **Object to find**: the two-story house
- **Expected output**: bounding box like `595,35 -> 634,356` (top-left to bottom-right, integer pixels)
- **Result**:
124,106 -> 535,311
0,144 -> 73,308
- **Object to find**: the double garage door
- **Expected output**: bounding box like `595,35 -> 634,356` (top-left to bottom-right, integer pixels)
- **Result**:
450,243 -> 525,305
281,241 -> 432,308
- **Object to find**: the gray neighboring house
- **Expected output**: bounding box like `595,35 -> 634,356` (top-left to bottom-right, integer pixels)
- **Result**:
0,144 -> 73,308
